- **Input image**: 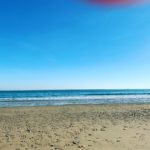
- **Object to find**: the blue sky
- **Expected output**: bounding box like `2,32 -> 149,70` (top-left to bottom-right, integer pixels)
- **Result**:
0,0 -> 150,90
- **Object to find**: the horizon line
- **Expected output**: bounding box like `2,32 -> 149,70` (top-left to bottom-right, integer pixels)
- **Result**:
0,88 -> 150,92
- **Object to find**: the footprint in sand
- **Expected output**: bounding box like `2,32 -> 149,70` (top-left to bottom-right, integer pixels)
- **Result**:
92,128 -> 98,131
88,133 -> 92,136
116,140 -> 120,142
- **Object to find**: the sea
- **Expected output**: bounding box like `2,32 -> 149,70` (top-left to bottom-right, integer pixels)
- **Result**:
0,89 -> 150,107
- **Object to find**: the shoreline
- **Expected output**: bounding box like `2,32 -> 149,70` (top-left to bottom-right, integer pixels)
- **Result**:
1,102 -> 150,108
1,104 -> 150,150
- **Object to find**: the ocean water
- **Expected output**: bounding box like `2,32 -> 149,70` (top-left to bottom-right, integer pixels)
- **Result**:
0,89 -> 150,107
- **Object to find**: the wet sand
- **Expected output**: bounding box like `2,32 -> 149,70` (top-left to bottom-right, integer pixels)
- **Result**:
0,104 -> 150,150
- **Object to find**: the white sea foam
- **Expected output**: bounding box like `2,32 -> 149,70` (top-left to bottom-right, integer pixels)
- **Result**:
0,94 -> 150,101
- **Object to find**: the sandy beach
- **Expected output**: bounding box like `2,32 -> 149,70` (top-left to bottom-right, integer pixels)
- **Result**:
0,104 -> 150,150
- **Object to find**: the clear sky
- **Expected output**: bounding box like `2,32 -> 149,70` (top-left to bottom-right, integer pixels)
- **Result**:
0,0 -> 150,90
